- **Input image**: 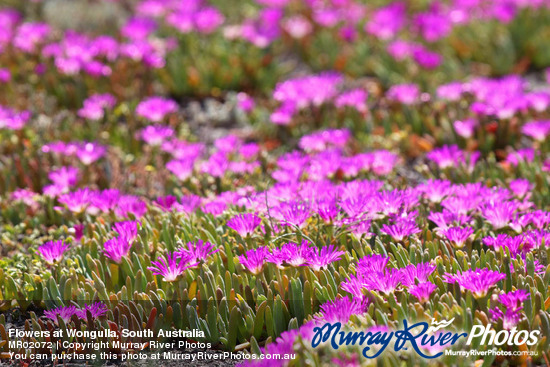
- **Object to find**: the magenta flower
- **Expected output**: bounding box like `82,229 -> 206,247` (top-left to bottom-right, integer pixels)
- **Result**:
376,189 -> 418,216
282,15 -> 312,39
236,92 -> 255,112
521,120 -> 550,141
509,178 -> 532,198
120,39 -> 167,68
269,103 -> 296,125
506,148 -> 535,166
332,354 -> 361,367
166,159 -> 195,181
315,197 -> 340,223
154,195 -> 178,211
417,179 -> 452,203
482,234 -> 528,257
525,92 -> 550,112
437,82 -> 464,101
307,245 -> 345,271
78,94 -> 116,120
440,197 -> 478,216
48,166 -> 79,189
58,188 -> 93,213
381,218 -> 421,242
194,7 -> 225,34
89,189 -> 120,214
239,247 -> 270,275
481,201 -> 517,229
318,297 -> 369,324
114,195 -> 148,219
201,152 -> 229,177
273,201 -> 311,228
0,68 -> 11,82
44,305 -> 77,323
441,226 -> 474,248
73,224 -> 85,240
227,213 -> 261,237
347,219 -> 374,238
365,2 -> 406,40
176,194 -> 202,214
444,268 -> 506,298
11,188 -> 38,207
489,290 -> 529,329
269,241 -> 315,268
202,201 -> 227,216
103,237 -> 132,263
13,22 -> 50,52
136,96 -> 178,122
412,47 -> 442,69
38,240 -> 69,265
162,140 -> 204,160
139,125 -> 174,146
387,39 -> 416,61
340,274 -> 367,300
523,229 -> 550,248
363,268 -> 404,294
0,106 -> 31,130
260,329 -> 299,363
386,84 -> 420,105
426,145 -> 464,169
409,282 -> 437,303
121,17 -> 157,40
357,254 -> 390,274
299,129 -> 350,152
239,143 -> 260,160
335,89 -> 368,113
271,73 -> 342,123
176,240 -> 219,267
400,263 -> 436,286
148,252 -> 189,282
453,119 -> 478,139
343,253 -> 404,297
413,10 -> 451,42
75,142 -> 106,165
75,302 -> 108,319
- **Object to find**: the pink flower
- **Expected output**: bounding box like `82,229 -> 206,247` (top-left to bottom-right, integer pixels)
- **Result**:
441,226 -> 474,248
176,240 -> 219,267
335,89 -> 368,113
236,92 -> 255,112
103,237 -> 132,263
148,252 -> 189,282
78,94 -> 116,120
38,240 -> 69,265
227,213 -> 262,237
239,247 -> 269,275
136,97 -> 178,122
282,16 -> 312,39
521,120 -> 550,141
139,125 -> 174,146
409,282 -> 437,303
381,218 -> 421,241
444,268 -> 506,298
365,2 -> 406,40
453,119 -> 478,139
387,84 -> 420,105
318,297 -> 369,324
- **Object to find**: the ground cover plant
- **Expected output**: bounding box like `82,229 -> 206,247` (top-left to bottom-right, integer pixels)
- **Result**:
1,0 -> 550,366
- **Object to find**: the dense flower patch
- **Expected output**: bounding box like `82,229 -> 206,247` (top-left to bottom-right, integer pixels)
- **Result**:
1,0 -> 550,366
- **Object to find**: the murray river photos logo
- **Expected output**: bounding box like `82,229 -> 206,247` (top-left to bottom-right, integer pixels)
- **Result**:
311,318 -> 540,359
